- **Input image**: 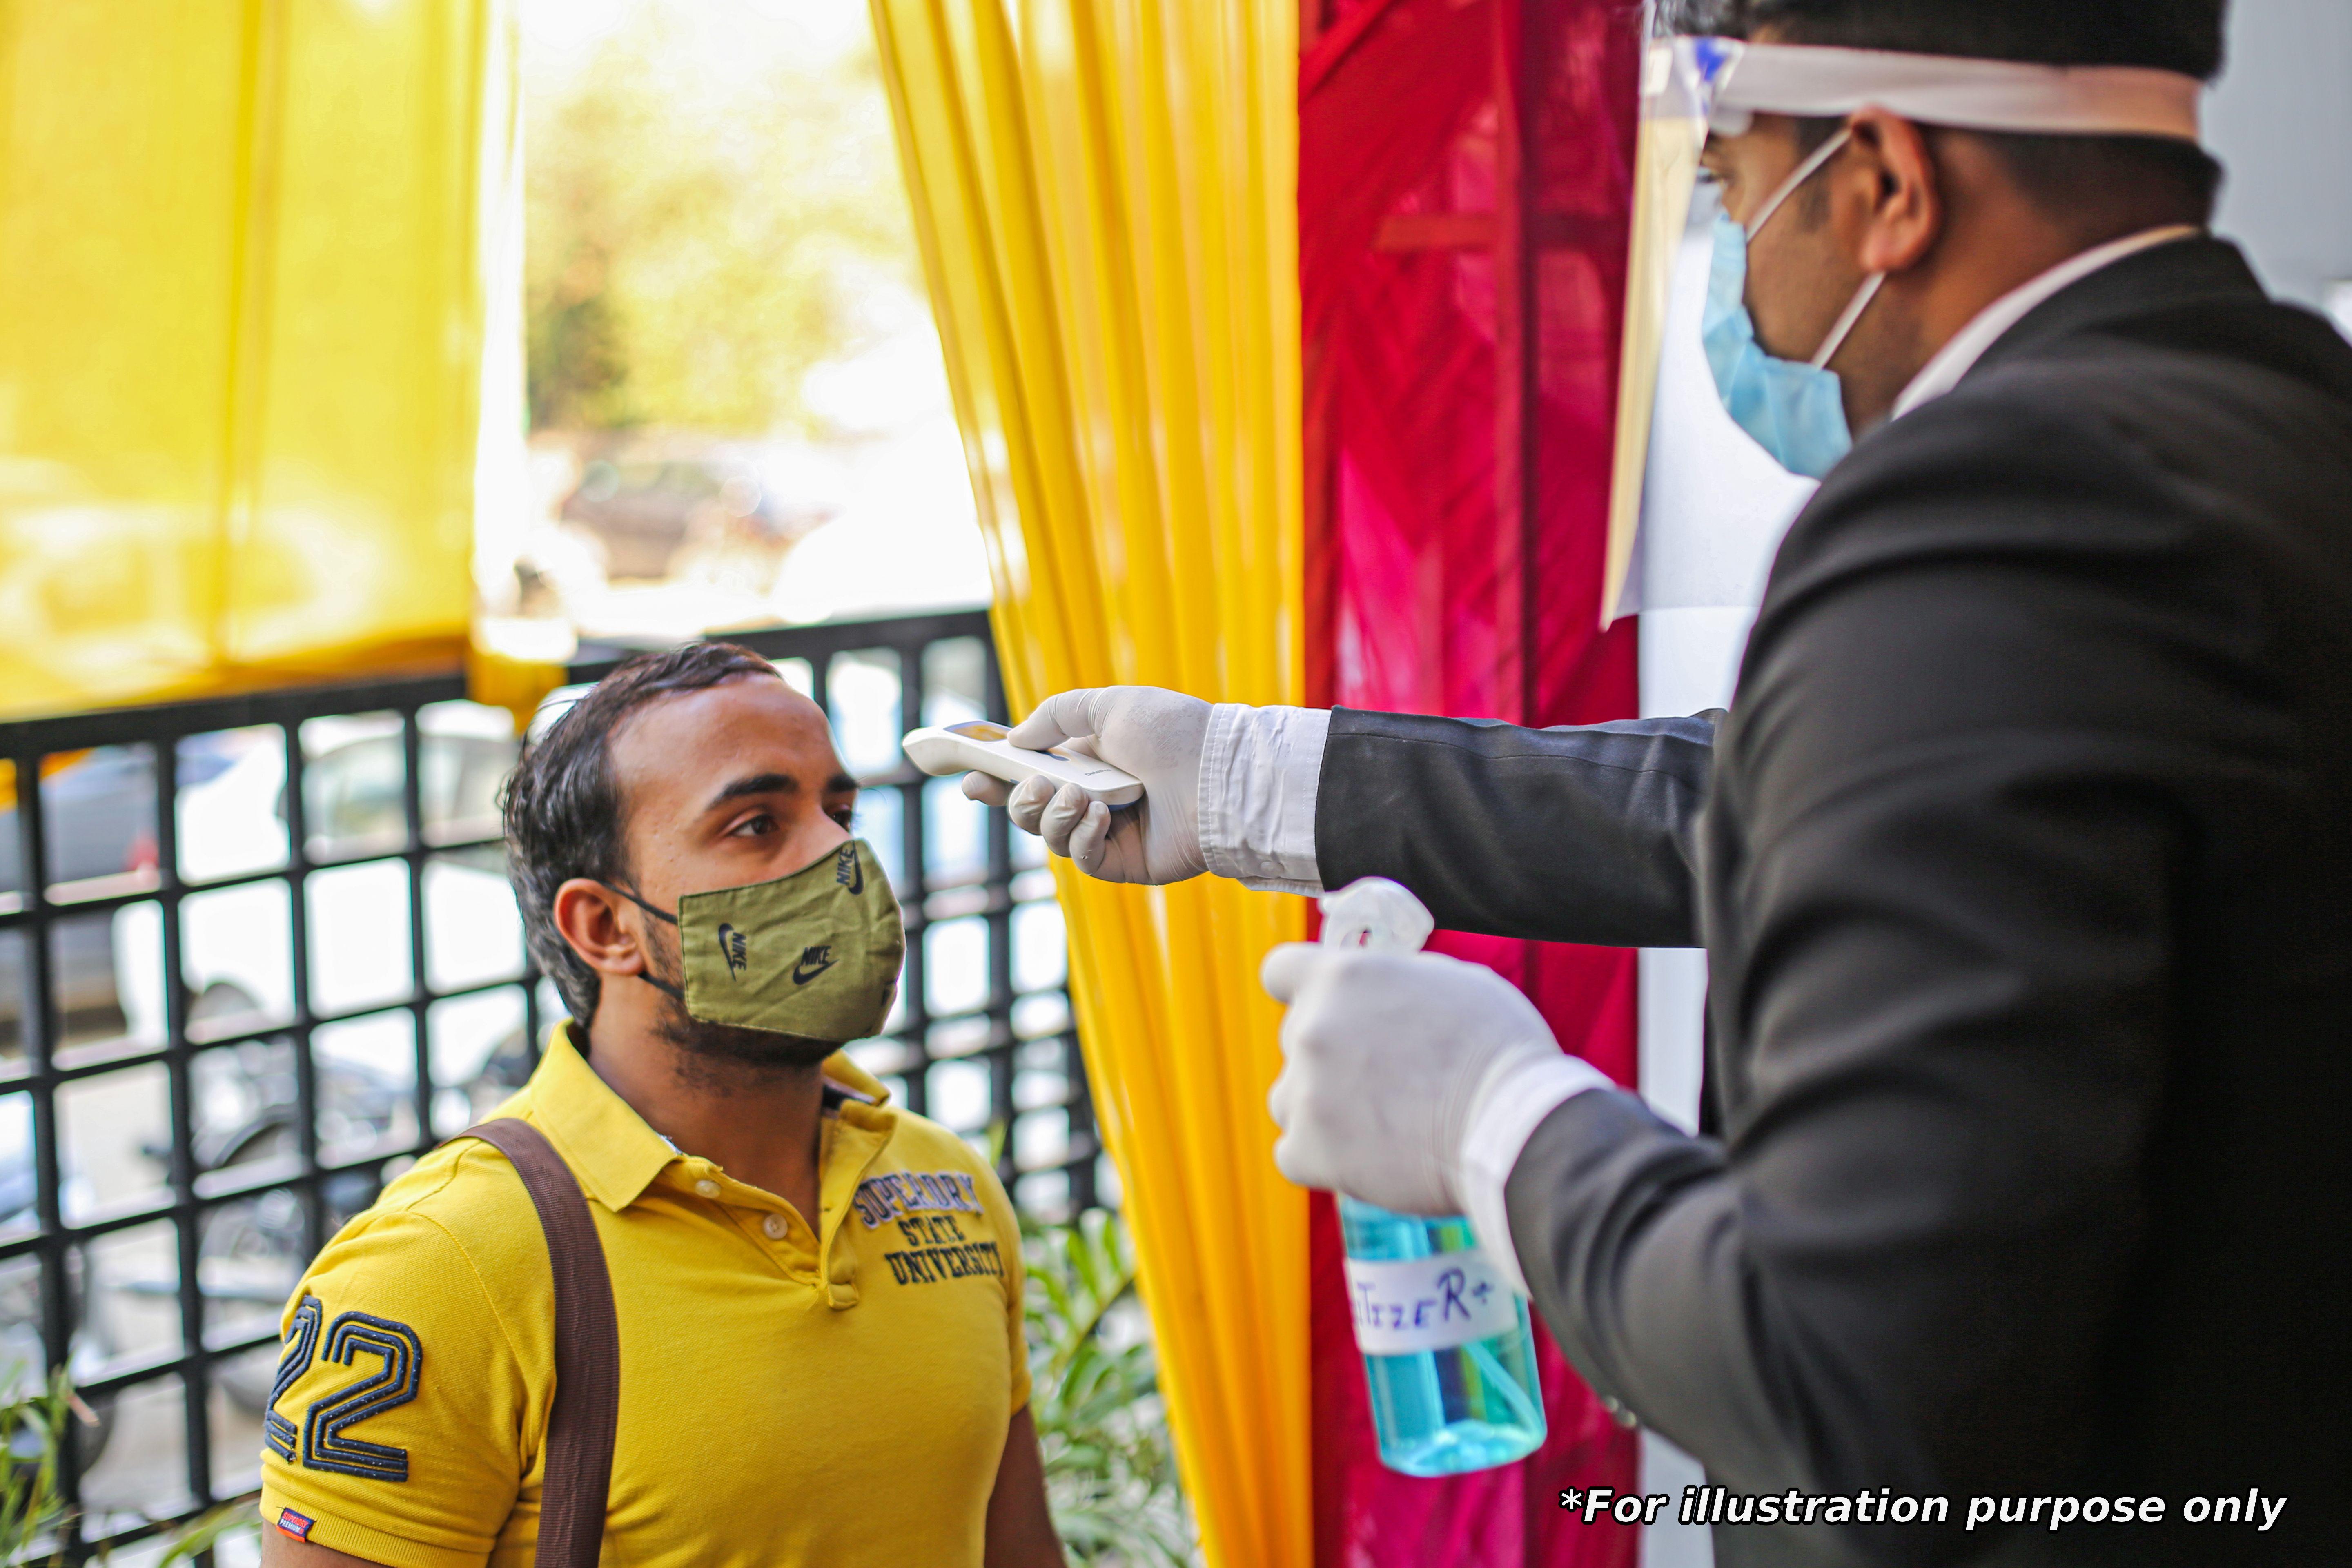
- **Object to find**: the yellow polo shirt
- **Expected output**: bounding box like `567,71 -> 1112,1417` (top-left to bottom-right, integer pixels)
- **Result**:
256,1025 -> 1029,1567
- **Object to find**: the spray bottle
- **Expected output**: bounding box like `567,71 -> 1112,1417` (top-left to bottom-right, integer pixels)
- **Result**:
1319,876 -> 1548,1476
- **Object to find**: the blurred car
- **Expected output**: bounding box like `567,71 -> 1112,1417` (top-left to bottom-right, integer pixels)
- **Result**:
0,1093 -> 116,1463
0,739 -> 243,1047
114,715 -> 533,1408
560,450 -> 827,584
118,713 -> 526,1047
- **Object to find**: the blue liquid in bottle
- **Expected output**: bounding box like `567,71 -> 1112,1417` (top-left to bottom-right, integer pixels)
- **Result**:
1340,1198 -> 1548,1476
1319,878 -> 1548,1477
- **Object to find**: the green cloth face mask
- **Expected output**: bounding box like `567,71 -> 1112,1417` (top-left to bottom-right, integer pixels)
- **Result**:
613,839 -> 905,1044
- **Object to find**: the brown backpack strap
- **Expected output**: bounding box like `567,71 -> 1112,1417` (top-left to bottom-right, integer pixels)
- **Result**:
460,1118 -> 619,1568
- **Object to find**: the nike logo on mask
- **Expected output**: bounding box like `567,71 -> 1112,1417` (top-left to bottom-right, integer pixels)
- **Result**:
835,843 -> 863,895
717,924 -> 748,978
793,945 -> 837,985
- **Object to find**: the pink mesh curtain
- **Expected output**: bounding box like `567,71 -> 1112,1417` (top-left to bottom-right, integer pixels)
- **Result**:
1298,1 -> 1646,1562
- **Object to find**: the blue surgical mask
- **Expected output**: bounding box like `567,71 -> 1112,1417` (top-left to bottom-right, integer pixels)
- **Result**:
1700,128 -> 1887,479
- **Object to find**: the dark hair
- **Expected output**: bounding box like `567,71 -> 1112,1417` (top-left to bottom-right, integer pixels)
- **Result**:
502,641 -> 783,1026
1665,0 -> 2228,225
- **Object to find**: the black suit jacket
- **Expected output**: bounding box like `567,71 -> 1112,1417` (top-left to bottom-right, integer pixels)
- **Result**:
1314,238 -> 2352,1565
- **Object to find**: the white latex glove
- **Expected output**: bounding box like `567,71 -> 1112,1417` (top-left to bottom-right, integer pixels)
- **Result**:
960,686 -> 1209,884
1259,944 -> 1563,1214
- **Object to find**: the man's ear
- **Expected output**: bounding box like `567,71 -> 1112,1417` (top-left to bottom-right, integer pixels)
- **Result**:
1842,107 -> 1942,274
552,879 -> 649,978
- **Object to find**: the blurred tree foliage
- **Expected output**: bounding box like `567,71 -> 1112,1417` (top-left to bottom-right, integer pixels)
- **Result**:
525,4 -> 916,435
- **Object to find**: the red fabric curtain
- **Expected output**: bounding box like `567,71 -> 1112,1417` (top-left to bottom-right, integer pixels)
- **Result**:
1299,1 -> 1645,1562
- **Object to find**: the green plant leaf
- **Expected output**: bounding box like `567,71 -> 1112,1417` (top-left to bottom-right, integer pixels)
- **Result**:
1021,1210 -> 1196,1565
158,1502 -> 262,1565
0,1364 -> 76,1566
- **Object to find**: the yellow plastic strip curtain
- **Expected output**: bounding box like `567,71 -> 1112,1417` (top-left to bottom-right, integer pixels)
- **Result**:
0,0 -> 515,722
867,2 -> 1309,1564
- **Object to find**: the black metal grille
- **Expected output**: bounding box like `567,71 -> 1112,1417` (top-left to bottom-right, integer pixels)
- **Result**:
0,608 -> 1094,1557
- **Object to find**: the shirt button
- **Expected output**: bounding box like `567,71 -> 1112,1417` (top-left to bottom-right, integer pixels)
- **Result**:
695,1178 -> 721,1198
762,1214 -> 787,1240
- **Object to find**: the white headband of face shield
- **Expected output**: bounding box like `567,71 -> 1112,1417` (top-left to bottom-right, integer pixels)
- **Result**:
1654,38 -> 2205,144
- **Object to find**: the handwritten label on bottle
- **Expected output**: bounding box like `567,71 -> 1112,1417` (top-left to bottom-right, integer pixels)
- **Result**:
1343,1250 -> 1519,1356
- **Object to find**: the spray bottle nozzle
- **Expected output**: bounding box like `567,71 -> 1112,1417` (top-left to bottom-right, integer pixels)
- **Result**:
1316,877 -> 1435,954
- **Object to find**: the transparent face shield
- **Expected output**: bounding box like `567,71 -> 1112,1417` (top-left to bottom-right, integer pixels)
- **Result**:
1600,39 -> 1719,619
1599,38 -> 2206,610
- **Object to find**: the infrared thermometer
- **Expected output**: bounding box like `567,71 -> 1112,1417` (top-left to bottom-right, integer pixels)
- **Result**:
902,719 -> 1145,806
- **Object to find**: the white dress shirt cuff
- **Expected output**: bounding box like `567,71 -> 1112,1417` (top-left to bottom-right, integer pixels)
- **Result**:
1197,704 -> 1329,895
1459,1051 -> 1614,1297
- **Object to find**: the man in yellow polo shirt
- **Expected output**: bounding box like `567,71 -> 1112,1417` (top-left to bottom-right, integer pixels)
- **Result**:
258,643 -> 1064,1567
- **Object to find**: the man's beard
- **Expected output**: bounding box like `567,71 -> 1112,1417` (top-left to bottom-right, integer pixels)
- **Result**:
642,921 -> 838,1078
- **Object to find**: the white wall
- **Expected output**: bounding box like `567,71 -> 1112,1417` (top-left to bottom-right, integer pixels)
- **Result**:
2206,0 -> 2352,314
1629,189 -> 1812,1156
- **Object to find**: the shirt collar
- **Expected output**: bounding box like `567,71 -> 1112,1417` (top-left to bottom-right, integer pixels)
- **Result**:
526,1022 -> 896,1211
1891,225 -> 2204,419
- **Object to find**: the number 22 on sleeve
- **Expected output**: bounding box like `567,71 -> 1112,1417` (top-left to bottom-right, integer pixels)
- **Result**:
265,1297 -> 423,1482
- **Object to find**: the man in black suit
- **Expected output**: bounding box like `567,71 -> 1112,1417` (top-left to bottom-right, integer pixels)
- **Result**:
965,1 -> 2351,1561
